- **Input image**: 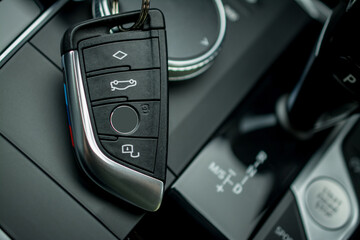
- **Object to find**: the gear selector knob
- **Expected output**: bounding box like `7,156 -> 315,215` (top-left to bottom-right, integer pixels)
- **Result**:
277,0 -> 360,138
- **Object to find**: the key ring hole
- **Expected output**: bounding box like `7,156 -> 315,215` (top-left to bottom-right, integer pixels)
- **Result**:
120,0 -> 150,31
121,22 -> 136,29
108,0 -> 150,32
109,18 -> 139,34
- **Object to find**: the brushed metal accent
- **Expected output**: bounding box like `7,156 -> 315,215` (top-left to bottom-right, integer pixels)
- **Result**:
0,228 -> 11,240
62,51 -> 164,212
291,115 -> 360,240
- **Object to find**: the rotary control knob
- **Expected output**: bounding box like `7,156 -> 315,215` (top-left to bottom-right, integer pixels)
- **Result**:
93,0 -> 226,81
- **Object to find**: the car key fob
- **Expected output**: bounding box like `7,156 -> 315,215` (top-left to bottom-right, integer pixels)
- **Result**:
61,9 -> 168,211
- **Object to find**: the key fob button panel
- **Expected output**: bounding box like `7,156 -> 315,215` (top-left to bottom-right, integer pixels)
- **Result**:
61,10 -> 168,211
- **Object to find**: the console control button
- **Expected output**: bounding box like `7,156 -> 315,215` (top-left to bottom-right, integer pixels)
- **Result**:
110,105 -> 139,135
87,69 -> 160,101
83,39 -> 160,72
93,102 -> 160,137
101,138 -> 157,172
305,178 -> 352,230
254,191 -> 307,240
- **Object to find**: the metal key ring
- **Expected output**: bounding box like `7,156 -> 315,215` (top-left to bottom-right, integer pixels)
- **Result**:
111,0 -> 150,31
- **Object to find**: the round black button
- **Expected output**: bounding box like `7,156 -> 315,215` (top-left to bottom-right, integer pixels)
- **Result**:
110,105 -> 139,135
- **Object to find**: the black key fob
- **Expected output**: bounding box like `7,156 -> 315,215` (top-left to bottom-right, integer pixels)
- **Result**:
61,9 -> 168,211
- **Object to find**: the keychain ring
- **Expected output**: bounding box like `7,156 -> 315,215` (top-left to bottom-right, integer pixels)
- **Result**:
93,0 -> 150,31
118,0 -> 150,31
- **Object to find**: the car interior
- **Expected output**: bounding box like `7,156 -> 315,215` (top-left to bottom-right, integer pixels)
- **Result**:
0,0 -> 360,239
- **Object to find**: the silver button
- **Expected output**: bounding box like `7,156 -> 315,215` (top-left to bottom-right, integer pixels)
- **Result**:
305,178 -> 352,230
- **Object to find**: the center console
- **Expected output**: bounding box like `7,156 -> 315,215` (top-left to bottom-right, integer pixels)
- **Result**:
1,0 -> 359,239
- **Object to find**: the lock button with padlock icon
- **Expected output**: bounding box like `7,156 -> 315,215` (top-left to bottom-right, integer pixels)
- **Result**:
122,144 -> 140,158
100,137 -> 158,173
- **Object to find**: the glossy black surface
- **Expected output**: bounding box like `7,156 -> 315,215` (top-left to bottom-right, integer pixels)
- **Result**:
286,4 -> 360,133
172,41 -> 330,238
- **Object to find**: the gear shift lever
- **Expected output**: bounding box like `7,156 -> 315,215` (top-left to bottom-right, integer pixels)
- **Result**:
277,0 -> 360,139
